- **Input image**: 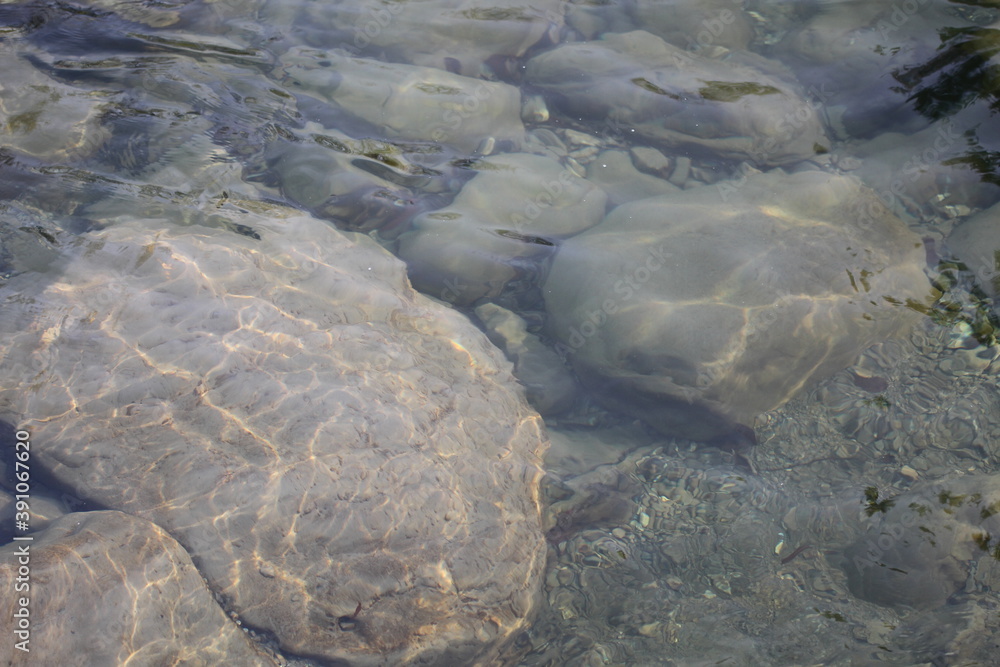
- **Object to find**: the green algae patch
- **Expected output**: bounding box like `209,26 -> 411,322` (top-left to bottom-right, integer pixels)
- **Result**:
698,80 -> 782,102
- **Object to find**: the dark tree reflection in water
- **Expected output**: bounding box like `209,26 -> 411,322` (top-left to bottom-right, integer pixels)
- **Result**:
893,12 -> 1000,185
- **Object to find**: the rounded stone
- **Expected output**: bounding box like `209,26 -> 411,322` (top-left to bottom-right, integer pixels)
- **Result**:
525,30 -> 829,167
544,169 -> 935,440
947,200 -> 1000,296
0,207 -> 548,665
398,152 -> 606,305
0,511 -> 275,665
842,474 -> 1000,610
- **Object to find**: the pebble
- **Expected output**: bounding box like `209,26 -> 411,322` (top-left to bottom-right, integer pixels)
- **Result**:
630,146 -> 672,176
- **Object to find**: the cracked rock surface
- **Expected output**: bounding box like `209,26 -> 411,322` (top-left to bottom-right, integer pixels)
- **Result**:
0,208 -> 548,666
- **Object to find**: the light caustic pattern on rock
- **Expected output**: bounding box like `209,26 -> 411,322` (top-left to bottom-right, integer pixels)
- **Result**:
0,209 -> 548,666
545,170 -> 936,440
0,511 -> 275,666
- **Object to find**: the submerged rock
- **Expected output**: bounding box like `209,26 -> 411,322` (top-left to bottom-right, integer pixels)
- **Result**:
0,511 -> 276,666
775,0 -> 983,139
264,130 -> 448,236
279,46 -> 524,154
775,0 -> 928,138
0,51 -> 112,162
80,0 -> 180,27
525,30 -> 828,167
398,152 -> 606,305
544,169 -> 935,440
475,302 -> 577,416
631,0 -> 754,51
265,0 -> 563,76
0,208 -> 548,665
839,123 -> 1000,226
586,149 -> 680,207
947,200 -> 1000,296
842,475 -> 1000,610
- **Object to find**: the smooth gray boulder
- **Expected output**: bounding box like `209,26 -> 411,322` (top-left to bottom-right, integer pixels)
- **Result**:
263,0 -> 563,76
525,30 -> 829,167
0,51 -> 111,161
544,169 -> 935,440
843,475 -> 1000,610
631,0 -> 754,51
79,0 -> 180,26
263,128 -> 448,236
0,511 -> 276,666
947,200 -> 1000,296
0,208 -> 548,665
398,152 -> 606,305
586,149 -> 680,207
279,46 -> 524,154
474,302 -> 577,416
840,124 -> 1000,226
774,0 -> 967,138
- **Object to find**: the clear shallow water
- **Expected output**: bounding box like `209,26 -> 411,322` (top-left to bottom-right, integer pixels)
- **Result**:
1,0 -> 1000,665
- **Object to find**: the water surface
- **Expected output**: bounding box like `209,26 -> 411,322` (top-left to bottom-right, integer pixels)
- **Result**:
2,0 -> 1000,664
